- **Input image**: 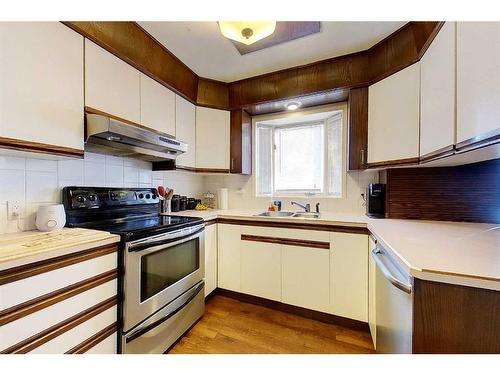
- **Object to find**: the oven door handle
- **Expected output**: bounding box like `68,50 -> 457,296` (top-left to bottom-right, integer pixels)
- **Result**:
125,281 -> 204,343
127,224 -> 205,252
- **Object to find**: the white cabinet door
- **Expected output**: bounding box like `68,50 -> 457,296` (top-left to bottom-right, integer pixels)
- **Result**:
368,236 -> 377,348
420,22 -> 456,156
240,239 -> 281,301
175,95 -> 196,168
457,22 -> 500,144
281,245 -> 330,312
140,73 -> 175,136
368,63 -> 420,163
85,39 -> 140,123
217,224 -> 241,291
195,107 -> 230,169
204,224 -> 218,297
0,22 -> 84,151
330,233 -> 369,322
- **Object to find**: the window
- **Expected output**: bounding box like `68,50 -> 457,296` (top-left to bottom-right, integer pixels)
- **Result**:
255,109 -> 344,197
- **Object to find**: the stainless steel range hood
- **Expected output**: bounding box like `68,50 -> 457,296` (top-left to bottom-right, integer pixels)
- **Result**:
85,113 -> 187,161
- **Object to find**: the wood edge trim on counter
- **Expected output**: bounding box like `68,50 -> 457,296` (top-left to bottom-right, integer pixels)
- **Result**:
419,268 -> 500,283
0,136 -> 84,158
174,165 -> 231,174
217,217 -> 369,235
0,244 -> 118,286
0,269 -> 118,326
65,322 -> 117,354
367,157 -> 420,169
241,234 -> 330,249
419,145 -> 455,163
0,296 -> 117,354
85,106 -> 176,138
204,219 -> 217,227
216,288 -> 369,332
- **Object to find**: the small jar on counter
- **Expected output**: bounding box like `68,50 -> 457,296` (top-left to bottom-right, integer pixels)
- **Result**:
179,196 -> 188,211
171,195 -> 180,212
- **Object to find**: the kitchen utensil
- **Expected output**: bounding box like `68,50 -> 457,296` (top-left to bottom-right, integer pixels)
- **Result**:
158,186 -> 166,197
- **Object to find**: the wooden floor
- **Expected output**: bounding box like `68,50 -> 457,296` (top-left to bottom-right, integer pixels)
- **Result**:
169,295 -> 375,354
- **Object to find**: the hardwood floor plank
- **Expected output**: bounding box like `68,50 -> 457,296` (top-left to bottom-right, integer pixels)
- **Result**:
169,296 -> 374,354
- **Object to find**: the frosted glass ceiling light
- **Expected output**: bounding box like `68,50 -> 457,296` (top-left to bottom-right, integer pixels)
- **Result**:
219,21 -> 276,45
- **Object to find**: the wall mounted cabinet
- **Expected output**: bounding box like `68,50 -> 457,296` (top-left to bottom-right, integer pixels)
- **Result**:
195,107 -> 231,171
368,63 -> 420,167
348,87 -> 369,170
457,22 -> 500,149
0,22 -> 84,157
85,39 -> 140,123
140,73 -> 175,136
175,95 -> 196,169
420,22 -> 456,159
230,109 -> 252,175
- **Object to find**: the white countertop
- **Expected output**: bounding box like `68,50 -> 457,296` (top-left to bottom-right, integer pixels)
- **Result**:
0,228 -> 120,271
177,209 -> 500,290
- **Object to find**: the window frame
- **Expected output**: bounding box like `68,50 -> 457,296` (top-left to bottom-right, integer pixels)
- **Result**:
253,104 -> 347,199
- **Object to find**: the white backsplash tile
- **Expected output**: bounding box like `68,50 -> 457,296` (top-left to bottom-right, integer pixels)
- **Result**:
123,167 -> 139,184
105,164 -> 124,186
0,156 -> 25,170
84,161 -> 106,186
0,169 -> 25,204
58,159 -> 84,181
26,158 -> 57,172
26,171 -> 58,203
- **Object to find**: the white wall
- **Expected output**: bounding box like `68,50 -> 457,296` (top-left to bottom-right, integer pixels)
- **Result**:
0,152 -> 206,234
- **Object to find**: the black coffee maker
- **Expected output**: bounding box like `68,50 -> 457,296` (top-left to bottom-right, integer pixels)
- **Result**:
366,183 -> 386,218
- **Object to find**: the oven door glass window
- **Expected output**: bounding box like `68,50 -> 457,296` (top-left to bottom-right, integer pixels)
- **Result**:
140,238 -> 199,302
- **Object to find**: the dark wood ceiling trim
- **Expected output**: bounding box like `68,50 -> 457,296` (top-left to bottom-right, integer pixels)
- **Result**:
197,77 -> 230,109
63,21 -> 200,104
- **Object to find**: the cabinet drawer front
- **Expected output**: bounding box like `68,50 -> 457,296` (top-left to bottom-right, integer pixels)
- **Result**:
0,280 -> 117,352
31,306 -> 117,354
241,225 -> 330,242
217,224 -> 241,291
1,253 -> 116,310
282,245 -> 330,313
84,332 -> 117,354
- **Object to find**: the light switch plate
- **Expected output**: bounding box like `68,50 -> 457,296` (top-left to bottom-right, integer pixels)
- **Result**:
7,200 -> 21,220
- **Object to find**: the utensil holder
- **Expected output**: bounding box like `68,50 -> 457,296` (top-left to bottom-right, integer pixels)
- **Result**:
160,199 -> 171,215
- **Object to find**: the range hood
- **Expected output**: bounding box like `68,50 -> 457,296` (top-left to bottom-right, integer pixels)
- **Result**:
85,113 -> 187,162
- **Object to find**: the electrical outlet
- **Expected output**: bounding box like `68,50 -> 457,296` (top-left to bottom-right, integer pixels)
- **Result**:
7,200 -> 21,220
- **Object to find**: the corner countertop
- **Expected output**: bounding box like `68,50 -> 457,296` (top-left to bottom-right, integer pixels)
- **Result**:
176,209 -> 500,291
0,228 -> 121,271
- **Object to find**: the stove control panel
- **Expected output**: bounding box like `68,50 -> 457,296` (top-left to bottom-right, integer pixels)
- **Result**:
63,187 -> 159,210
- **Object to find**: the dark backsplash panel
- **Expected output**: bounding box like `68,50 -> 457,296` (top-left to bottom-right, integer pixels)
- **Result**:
385,159 -> 500,223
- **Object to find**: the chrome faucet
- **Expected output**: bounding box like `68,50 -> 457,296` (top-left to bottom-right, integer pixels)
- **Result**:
291,201 -> 311,212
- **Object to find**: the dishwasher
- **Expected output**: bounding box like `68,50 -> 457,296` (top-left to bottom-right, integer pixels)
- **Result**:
371,243 -> 413,354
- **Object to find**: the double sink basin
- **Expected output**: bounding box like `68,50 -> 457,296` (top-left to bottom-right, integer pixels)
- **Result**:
255,211 -> 321,219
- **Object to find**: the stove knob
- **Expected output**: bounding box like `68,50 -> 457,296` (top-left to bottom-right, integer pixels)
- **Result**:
138,193 -> 144,199
88,194 -> 97,202
145,194 -> 151,199
76,195 -> 86,203
152,194 -> 157,200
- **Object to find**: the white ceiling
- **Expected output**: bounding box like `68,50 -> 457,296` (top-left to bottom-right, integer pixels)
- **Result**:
139,21 -> 407,82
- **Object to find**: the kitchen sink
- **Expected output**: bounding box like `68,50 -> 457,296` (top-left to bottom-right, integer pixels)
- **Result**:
292,212 -> 321,219
255,211 -> 295,217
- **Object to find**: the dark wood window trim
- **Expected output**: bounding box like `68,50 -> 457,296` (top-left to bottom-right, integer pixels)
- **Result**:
0,244 -> 118,286
0,269 -> 117,326
65,322 -> 117,354
241,234 -> 330,249
1,296 -> 117,354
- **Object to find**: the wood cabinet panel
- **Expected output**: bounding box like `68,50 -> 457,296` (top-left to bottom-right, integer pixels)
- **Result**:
0,22 -> 84,152
140,73 -> 176,136
175,95 -> 196,168
348,87 -> 368,170
368,63 -> 420,164
217,224 -> 241,291
204,224 -> 218,297
457,22 -> 500,145
330,233 -> 369,322
420,22 -> 456,157
281,245 -> 330,313
195,107 -> 230,169
85,38 -> 140,123
230,109 -> 252,175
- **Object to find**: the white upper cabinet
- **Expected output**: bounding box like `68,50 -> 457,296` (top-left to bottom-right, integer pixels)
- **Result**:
0,22 -> 84,151
85,39 -> 140,123
195,107 -> 230,169
140,73 -> 175,135
457,22 -> 500,144
420,22 -> 456,156
368,63 -> 420,164
175,95 -> 196,168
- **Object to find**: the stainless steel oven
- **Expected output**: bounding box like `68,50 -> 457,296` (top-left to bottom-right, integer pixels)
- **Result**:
122,222 -> 205,352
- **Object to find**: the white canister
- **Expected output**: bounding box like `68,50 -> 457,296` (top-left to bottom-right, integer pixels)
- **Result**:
36,204 -> 66,232
218,188 -> 228,210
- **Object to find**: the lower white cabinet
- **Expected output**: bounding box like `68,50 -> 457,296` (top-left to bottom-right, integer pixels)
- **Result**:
330,232 -> 369,322
368,235 -> 377,348
217,224 -> 241,291
281,245 -> 330,312
204,224 -> 218,297
241,240 -> 281,300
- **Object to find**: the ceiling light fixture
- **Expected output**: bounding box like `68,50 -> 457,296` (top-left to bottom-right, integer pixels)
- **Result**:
286,101 -> 301,111
218,21 -> 276,45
